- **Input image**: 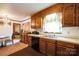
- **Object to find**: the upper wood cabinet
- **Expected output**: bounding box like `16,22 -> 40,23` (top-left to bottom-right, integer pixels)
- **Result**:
31,3 -> 79,27
31,17 -> 36,29
31,4 -> 62,29
76,4 -> 79,26
62,3 -> 75,27
31,16 -> 42,29
35,16 -> 42,29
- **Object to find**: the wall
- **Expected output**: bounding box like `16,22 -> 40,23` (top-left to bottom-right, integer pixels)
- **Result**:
0,17 -> 21,36
21,19 -> 31,32
0,17 -> 12,36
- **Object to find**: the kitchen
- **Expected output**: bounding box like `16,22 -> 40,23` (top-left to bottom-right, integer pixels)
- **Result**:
0,3 -> 79,56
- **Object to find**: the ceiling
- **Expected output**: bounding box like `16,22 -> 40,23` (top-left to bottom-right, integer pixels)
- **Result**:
0,3 -> 55,21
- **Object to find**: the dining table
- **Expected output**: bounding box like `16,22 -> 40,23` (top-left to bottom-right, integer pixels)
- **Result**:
0,35 -> 9,47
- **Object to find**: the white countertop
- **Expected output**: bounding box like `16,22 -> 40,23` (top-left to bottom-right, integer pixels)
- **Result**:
28,34 -> 79,45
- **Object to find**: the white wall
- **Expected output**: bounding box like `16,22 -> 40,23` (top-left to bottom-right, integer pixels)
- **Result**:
0,18 -> 21,36
0,23 -> 12,36
21,19 -> 31,32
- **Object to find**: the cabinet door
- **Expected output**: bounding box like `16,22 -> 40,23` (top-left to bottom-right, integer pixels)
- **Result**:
39,38 -> 46,55
35,17 -> 42,29
62,4 -> 75,27
21,33 -> 29,44
31,17 -> 36,29
21,34 -> 27,43
46,40 -> 55,56
57,45 -> 77,56
76,3 -> 79,26
28,36 -> 32,46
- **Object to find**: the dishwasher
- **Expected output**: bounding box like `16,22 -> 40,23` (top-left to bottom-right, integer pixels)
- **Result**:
31,31 -> 39,51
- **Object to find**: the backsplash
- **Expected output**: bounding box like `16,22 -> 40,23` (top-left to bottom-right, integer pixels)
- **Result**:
62,27 -> 79,35
37,27 -> 79,35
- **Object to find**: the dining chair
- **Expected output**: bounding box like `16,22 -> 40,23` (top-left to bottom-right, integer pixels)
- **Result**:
5,34 -> 14,46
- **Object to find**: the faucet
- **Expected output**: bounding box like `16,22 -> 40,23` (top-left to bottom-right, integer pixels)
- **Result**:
53,33 -> 56,38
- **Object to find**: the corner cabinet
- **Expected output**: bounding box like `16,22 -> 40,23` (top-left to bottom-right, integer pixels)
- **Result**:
62,3 -> 75,27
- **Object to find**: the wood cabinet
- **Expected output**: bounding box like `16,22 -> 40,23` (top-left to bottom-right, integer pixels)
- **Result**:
21,33 -> 32,46
39,37 -> 79,56
39,38 -> 46,55
21,33 -> 28,44
28,36 -> 32,46
31,16 -> 42,29
62,3 -> 75,27
31,4 -> 62,29
46,39 -> 55,56
31,3 -> 79,27
35,16 -> 42,29
76,3 -> 79,26
57,45 -> 77,56
31,17 -> 36,29
39,38 -> 56,56
57,41 -> 77,56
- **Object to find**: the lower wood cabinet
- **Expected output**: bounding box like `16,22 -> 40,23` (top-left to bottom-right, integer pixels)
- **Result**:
39,38 -> 46,55
39,38 -> 56,56
28,36 -> 32,46
46,39 -> 55,56
57,45 -> 77,56
21,33 -> 32,46
39,38 -> 79,56
57,41 -> 78,56
21,33 -> 27,43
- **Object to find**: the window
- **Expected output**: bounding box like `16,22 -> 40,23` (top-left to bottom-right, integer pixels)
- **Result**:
43,13 -> 62,33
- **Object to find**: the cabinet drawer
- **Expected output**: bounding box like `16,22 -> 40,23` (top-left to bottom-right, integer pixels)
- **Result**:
47,42 -> 55,46
57,41 -> 76,48
47,39 -> 55,44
